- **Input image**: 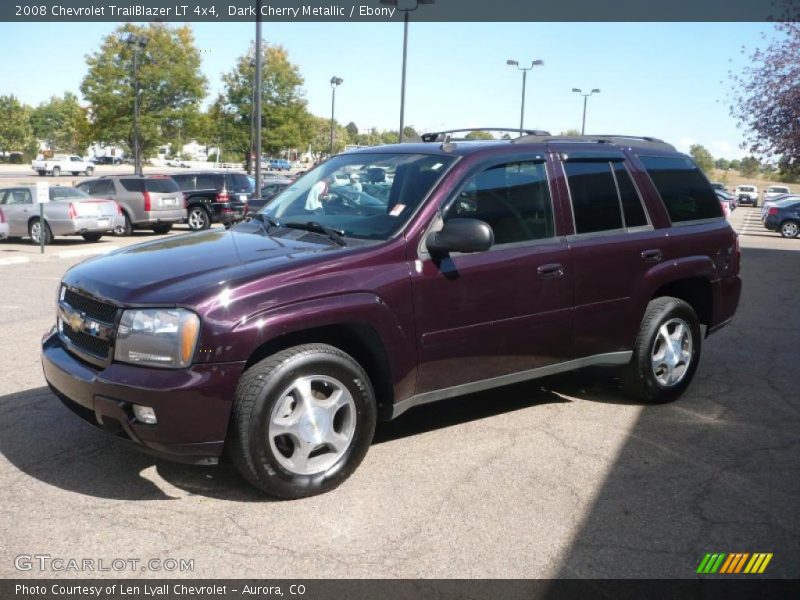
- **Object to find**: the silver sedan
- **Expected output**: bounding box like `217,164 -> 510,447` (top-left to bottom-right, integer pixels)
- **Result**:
0,186 -> 125,244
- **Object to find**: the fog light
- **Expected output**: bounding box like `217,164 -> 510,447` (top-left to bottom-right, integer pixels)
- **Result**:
132,405 -> 157,425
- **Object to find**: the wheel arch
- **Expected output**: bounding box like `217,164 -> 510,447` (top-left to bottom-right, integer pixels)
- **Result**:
650,276 -> 713,330
242,322 -> 396,420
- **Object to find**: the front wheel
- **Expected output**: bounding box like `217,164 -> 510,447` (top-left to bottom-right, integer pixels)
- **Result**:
228,343 -> 377,499
51,167 -> 60,177
113,213 -> 132,236
85,167 -> 94,176
623,297 -> 701,404
780,220 -> 799,238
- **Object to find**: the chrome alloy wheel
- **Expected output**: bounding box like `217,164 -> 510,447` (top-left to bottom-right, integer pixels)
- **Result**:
651,318 -> 693,387
268,375 -> 356,476
781,221 -> 799,238
188,207 -> 207,230
30,221 -> 44,243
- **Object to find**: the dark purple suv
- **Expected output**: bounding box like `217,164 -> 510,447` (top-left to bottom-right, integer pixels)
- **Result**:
41,132 -> 742,498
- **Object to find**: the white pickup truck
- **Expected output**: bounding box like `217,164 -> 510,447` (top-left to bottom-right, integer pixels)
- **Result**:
31,154 -> 94,177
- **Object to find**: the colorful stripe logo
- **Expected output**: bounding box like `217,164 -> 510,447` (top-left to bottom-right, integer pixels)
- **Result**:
696,552 -> 773,574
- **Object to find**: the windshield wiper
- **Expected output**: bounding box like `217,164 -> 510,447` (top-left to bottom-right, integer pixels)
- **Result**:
249,212 -> 280,229
282,221 -> 347,247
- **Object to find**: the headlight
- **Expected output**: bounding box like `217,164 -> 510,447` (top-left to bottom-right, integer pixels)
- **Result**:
114,308 -> 200,369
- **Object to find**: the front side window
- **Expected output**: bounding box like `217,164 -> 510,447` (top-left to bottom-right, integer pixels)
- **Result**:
8,189 -> 32,204
444,160 -> 554,244
640,156 -> 722,223
262,152 -> 455,241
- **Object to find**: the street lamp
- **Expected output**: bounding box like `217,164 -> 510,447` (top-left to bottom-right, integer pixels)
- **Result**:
124,33 -> 148,176
572,88 -> 601,135
253,0 -> 263,197
329,76 -> 343,156
380,0 -> 435,143
507,59 -> 544,135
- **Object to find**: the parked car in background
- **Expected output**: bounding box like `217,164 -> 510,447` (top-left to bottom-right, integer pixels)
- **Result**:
169,171 -> 252,230
0,185 -> 123,244
763,196 -> 800,238
710,182 -> 725,192
76,176 -> 186,236
266,158 -> 291,171
715,190 -> 736,213
166,158 -> 191,168
43,133 -> 741,498
91,156 -> 123,165
734,184 -> 759,207
761,193 -> 795,220
246,177 -> 293,212
31,154 -> 94,177
764,185 -> 791,202
0,206 -> 8,240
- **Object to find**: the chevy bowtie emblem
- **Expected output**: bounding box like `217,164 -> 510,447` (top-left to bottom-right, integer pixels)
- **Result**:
67,311 -> 85,332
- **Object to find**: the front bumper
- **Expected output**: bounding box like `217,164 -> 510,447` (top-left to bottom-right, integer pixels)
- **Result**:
41,331 -> 246,464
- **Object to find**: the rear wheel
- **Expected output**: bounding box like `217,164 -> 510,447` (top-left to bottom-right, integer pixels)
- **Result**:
81,232 -> 102,242
29,218 -> 52,245
85,167 -> 94,176
780,220 -> 799,238
151,223 -> 172,235
228,343 -> 377,499
187,205 -> 210,231
37,170 -> 45,176
51,167 -> 60,177
623,297 -> 701,403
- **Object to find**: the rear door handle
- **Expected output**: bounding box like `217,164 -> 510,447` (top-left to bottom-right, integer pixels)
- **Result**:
537,263 -> 564,278
641,249 -> 662,263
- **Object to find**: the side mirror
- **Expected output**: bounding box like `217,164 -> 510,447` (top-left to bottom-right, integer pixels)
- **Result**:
426,218 -> 494,255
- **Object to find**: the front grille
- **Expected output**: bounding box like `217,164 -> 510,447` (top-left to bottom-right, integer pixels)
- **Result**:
62,322 -> 111,359
63,288 -> 118,323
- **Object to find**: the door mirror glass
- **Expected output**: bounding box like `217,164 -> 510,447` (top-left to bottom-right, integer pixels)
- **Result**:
426,218 -> 494,255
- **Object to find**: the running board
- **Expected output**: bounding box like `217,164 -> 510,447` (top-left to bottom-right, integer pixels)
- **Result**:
391,351 -> 633,419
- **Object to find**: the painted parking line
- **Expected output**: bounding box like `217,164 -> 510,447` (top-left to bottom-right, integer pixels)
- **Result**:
57,246 -> 119,259
0,256 -> 30,266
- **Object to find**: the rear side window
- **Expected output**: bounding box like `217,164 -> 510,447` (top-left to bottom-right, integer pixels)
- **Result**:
195,175 -> 223,191
171,175 -> 194,190
641,156 -> 722,222
227,174 -> 254,192
120,178 -> 179,193
613,163 -> 648,228
564,162 -> 624,234
445,160 -> 554,245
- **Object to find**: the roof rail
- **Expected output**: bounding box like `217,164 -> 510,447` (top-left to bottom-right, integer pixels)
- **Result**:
421,127 -> 552,143
512,134 -> 676,151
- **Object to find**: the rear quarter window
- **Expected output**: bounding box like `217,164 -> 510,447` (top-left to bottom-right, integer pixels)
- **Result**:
120,178 -> 179,193
639,156 -> 722,223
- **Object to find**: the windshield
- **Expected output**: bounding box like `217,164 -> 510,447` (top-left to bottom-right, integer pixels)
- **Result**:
49,187 -> 89,201
768,187 -> 789,193
260,152 -> 454,240
738,186 -> 755,192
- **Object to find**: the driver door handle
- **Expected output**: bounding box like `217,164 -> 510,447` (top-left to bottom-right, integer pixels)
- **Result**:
537,263 -> 564,278
641,249 -> 662,263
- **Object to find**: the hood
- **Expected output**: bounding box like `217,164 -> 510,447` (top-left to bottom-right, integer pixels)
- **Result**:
62,227 -> 344,306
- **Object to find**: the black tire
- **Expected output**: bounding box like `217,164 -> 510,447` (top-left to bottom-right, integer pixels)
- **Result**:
622,297 -> 701,404
37,170 -> 45,176
28,218 -> 52,245
113,213 -> 133,236
85,167 -> 94,176
81,232 -> 102,242
51,167 -> 60,177
151,223 -> 173,235
187,205 -> 211,231
779,220 -> 799,238
71,172 -> 79,176
228,343 -> 377,499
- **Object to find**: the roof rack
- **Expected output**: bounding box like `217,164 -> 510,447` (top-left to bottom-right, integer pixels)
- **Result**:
512,134 -> 675,151
421,128 -> 552,143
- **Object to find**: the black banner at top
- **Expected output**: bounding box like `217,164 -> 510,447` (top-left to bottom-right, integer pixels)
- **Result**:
3,0 -> 799,22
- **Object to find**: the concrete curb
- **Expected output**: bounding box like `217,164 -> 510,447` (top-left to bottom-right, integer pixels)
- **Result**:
0,246 -> 119,266
0,256 -> 30,266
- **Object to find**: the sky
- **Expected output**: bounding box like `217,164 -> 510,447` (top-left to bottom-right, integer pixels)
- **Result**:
0,21 -> 779,159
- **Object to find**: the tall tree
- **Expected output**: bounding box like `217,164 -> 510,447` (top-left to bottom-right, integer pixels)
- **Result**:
216,41 -> 312,162
465,130 -> 494,140
80,23 -> 207,160
30,93 -> 90,154
345,121 -> 359,141
730,2 -> 799,162
739,156 -> 761,178
0,95 -> 34,157
715,158 -> 731,170
689,144 -> 715,174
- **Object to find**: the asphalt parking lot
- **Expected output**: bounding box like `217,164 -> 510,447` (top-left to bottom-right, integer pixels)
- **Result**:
0,206 -> 797,579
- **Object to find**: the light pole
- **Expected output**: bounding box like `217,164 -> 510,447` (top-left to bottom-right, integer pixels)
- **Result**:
329,76 -> 343,156
253,0 -> 263,196
572,88 -> 601,135
380,0 -> 434,143
124,33 -> 148,176
507,59 -> 544,135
